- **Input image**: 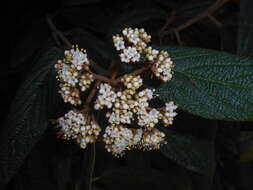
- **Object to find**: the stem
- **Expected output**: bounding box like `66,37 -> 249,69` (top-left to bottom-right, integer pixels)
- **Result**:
174,0 -> 228,32
88,143 -> 96,190
160,0 -> 230,44
46,13 -> 107,74
46,14 -> 72,48
92,73 -> 113,84
91,65 -> 150,86
78,143 -> 96,190
158,11 -> 176,39
85,81 -> 101,104
115,66 -> 150,83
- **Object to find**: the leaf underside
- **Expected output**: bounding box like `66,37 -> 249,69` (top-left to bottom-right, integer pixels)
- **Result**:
0,48 -> 63,187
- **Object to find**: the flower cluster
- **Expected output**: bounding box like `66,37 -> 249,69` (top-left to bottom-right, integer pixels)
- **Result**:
92,74 -> 177,155
121,74 -> 143,90
112,27 -> 174,82
160,102 -> 178,126
141,128 -> 165,150
55,28 -> 177,157
103,125 -> 143,156
113,28 -> 151,63
55,47 -> 94,105
94,83 -> 117,110
57,110 -> 101,149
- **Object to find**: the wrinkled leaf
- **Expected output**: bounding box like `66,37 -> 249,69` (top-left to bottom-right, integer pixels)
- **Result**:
156,46 -> 253,121
0,47 -> 63,187
160,129 -> 215,175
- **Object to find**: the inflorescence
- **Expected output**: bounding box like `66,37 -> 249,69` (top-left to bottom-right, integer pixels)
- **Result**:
55,28 -> 177,156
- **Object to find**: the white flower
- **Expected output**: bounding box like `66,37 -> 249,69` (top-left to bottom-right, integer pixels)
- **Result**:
121,75 -> 143,90
113,35 -> 125,50
119,46 -> 140,63
94,83 -> 117,110
103,125 -> 141,156
141,129 -> 165,150
137,108 -> 160,128
56,63 -> 79,86
145,47 -> 159,61
57,110 -> 101,149
67,48 -> 89,70
79,73 -> 94,92
152,51 -> 174,82
59,84 -> 81,105
161,102 -> 178,126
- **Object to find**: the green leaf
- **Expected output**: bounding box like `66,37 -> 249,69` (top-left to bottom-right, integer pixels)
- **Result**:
238,0 -> 253,58
0,47 -> 63,187
107,8 -> 167,37
96,167 -> 192,190
240,131 -> 253,161
160,129 -> 215,175
156,46 -> 253,121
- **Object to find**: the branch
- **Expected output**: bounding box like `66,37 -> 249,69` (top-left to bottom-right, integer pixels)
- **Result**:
77,144 -> 96,190
174,0 -> 229,33
46,13 -> 108,74
160,0 -> 231,44
85,81 -> 101,104
46,14 -> 72,48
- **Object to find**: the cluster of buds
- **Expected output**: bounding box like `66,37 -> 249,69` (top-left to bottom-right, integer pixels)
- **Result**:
55,28 -> 178,156
57,110 -> 101,149
141,128 -> 166,150
103,125 -> 143,156
112,27 -> 174,82
121,74 -> 143,90
160,102 -> 178,126
113,28 -> 151,63
94,83 -> 117,110
93,75 -> 177,155
55,46 -> 94,105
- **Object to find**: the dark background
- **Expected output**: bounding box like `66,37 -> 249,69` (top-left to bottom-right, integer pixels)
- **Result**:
2,0 -> 253,190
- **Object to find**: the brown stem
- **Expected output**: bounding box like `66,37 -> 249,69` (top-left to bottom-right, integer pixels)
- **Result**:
115,66 -> 149,83
85,81 -> 101,104
84,63 -> 151,107
207,14 -> 223,28
158,11 -> 176,38
174,0 -> 229,33
46,13 -> 108,74
90,60 -> 108,76
92,73 -> 113,83
91,64 -> 150,85
46,14 -> 72,48
161,0 -> 230,44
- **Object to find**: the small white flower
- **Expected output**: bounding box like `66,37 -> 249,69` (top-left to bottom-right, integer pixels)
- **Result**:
95,83 -> 117,110
161,101 -> 178,126
113,35 -> 125,50
103,125 -> 141,156
57,110 -> 101,148
119,46 -> 140,63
